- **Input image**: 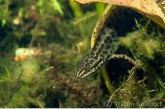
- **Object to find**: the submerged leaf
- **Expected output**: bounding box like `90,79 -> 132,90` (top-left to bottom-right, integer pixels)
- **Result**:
75,0 -> 165,29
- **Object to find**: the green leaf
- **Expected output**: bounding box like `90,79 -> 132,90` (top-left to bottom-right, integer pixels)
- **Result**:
2,19 -> 6,27
51,0 -> 63,15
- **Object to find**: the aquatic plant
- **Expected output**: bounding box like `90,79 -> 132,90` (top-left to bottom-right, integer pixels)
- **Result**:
120,30 -> 162,60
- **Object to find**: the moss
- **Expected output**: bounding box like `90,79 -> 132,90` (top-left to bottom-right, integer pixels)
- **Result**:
119,30 -> 162,60
108,26 -> 165,107
142,39 -> 161,59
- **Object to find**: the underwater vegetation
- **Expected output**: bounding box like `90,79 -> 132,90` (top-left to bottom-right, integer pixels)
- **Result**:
0,0 -> 102,107
0,0 -> 165,108
120,30 -> 161,60
108,27 -> 165,108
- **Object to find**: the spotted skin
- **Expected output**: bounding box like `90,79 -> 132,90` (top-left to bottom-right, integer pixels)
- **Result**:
76,27 -> 118,78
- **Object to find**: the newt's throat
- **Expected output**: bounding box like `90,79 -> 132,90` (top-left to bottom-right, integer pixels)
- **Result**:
76,27 -> 118,78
